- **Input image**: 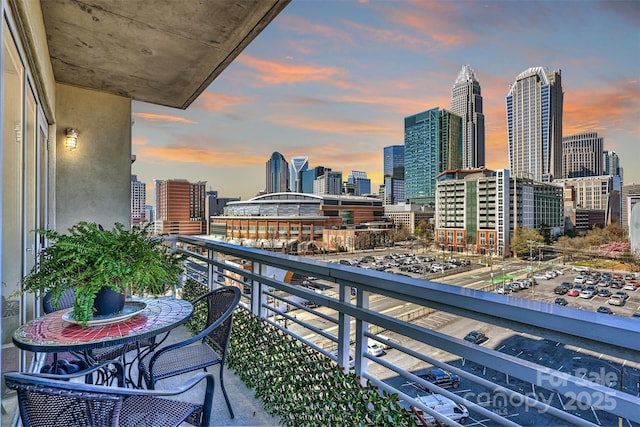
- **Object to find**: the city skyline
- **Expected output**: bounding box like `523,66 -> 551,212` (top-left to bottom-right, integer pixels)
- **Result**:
131,0 -> 639,203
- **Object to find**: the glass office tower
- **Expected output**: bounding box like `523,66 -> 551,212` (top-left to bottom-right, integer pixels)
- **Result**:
450,64 -> 485,169
404,108 -> 462,206
506,67 -> 563,182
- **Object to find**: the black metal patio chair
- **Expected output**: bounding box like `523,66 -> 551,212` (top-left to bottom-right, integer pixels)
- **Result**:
4,360 -> 215,427
138,286 -> 241,418
42,288 -> 158,379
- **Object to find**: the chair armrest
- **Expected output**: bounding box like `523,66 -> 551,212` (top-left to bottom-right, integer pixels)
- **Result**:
30,360 -> 125,387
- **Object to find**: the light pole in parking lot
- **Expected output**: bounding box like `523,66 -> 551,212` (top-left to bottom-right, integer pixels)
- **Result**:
502,267 -> 505,289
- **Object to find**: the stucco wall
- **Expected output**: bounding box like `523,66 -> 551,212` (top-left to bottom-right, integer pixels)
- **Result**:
55,84 -> 131,231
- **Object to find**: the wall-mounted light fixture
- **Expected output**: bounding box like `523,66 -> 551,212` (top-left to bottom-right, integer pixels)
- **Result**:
65,128 -> 78,150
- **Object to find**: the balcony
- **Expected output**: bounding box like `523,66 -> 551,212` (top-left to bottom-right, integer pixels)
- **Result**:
171,235 -> 640,426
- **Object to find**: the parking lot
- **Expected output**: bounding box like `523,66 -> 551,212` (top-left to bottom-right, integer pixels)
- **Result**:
299,251 -> 640,425
500,266 -> 640,318
324,254 -> 640,426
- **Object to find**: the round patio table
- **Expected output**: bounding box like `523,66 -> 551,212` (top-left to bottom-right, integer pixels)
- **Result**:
13,297 -> 193,354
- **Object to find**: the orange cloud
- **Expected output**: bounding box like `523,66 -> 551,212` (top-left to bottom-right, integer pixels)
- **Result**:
136,145 -> 265,167
341,20 -> 431,52
278,15 -> 354,44
133,136 -> 150,146
194,92 -> 252,112
563,81 -> 640,136
236,55 -> 348,87
373,1 -> 474,50
133,112 -> 197,124
269,114 -> 396,138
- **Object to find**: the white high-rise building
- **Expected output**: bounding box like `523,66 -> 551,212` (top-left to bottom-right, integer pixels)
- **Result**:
450,65 -> 485,169
603,150 -> 623,181
506,67 -> 563,182
289,156 -> 309,193
131,175 -> 146,225
313,171 -> 342,195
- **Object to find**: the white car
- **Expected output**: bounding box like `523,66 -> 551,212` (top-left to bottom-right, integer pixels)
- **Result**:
329,350 -> 355,369
372,336 -> 393,350
367,342 -> 384,357
579,290 -> 595,299
608,295 -> 625,306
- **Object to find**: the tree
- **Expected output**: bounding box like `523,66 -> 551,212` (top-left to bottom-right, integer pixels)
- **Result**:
393,223 -> 409,243
510,227 -> 544,258
415,220 -> 433,252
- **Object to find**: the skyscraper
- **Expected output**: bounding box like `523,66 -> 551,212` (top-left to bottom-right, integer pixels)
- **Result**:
562,131 -> 604,178
347,171 -> 371,196
404,108 -> 462,206
313,170 -> 342,195
383,145 -> 405,205
301,166 -> 328,194
289,156 -> 309,192
603,150 -> 623,180
450,65 -> 485,169
154,179 -> 206,235
383,145 -> 405,179
131,175 -> 146,225
506,67 -> 563,182
265,152 -> 289,193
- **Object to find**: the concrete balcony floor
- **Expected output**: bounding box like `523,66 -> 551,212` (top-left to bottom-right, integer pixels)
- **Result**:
131,324 -> 279,427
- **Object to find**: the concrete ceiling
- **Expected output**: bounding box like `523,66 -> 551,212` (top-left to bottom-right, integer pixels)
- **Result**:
41,0 -> 290,109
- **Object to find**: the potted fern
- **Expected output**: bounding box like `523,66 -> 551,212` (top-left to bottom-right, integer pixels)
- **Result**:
23,222 -> 184,326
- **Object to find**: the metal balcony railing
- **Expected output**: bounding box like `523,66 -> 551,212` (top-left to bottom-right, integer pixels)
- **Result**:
174,235 -> 640,427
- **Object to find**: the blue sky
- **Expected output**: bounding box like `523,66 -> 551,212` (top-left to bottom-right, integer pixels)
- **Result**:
132,0 -> 640,203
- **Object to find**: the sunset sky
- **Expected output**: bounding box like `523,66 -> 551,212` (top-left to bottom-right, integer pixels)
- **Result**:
132,0 -> 640,204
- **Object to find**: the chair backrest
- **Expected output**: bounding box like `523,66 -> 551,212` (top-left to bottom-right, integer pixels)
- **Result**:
42,287 -> 75,314
4,371 -> 123,427
193,286 -> 241,356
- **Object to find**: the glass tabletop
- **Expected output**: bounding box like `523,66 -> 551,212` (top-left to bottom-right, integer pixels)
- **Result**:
13,297 -> 193,353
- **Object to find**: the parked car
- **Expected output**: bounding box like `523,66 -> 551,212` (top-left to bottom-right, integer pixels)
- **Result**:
554,286 -> 568,295
566,289 -> 580,297
614,291 -> 629,300
596,306 -> 614,315
573,276 -> 586,284
608,295 -> 625,306
579,289 -> 595,299
372,336 -> 393,350
329,350 -> 354,369
631,312 -> 640,319
414,394 -> 469,425
597,289 -> 611,297
418,368 -> 461,389
554,297 -> 568,306
367,342 -> 384,357
464,331 -> 488,344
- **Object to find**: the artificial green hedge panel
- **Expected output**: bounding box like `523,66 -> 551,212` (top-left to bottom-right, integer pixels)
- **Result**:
181,280 -> 421,426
